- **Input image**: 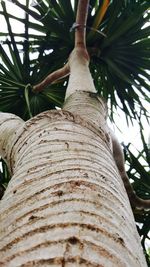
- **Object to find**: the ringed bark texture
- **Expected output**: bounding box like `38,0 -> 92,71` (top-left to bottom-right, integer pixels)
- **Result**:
0,97 -> 147,266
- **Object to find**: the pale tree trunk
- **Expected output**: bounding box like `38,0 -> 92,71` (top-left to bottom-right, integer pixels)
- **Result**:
0,49 -> 147,267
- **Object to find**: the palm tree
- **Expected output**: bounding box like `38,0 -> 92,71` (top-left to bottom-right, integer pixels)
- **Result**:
0,0 -> 149,266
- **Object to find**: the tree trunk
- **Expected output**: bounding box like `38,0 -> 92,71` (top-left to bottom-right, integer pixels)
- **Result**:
0,51 -> 147,266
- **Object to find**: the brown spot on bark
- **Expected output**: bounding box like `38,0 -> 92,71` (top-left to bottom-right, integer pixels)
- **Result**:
68,236 -> 79,245
56,190 -> 63,197
75,181 -> 81,186
61,258 -> 65,267
117,237 -> 125,246
105,133 -> 110,142
28,215 -> 39,221
83,172 -> 88,177
51,190 -> 61,197
65,142 -> 69,149
39,139 -> 47,144
115,233 -> 125,246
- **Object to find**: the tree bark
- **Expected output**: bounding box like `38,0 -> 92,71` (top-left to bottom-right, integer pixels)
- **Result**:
0,52 -> 147,266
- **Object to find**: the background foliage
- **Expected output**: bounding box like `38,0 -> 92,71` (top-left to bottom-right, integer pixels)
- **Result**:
0,0 -> 149,264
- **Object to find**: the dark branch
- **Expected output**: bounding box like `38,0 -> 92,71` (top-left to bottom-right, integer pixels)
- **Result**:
75,0 -> 89,49
33,63 -> 70,92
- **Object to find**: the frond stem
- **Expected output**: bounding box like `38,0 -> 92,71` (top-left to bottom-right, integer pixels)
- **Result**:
33,63 -> 70,92
75,0 -> 89,49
